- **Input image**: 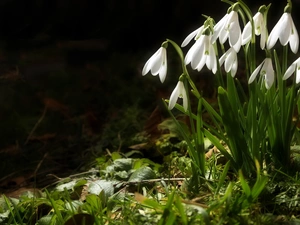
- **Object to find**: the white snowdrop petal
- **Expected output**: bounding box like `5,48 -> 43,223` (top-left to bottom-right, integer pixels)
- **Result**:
289,21 -> 299,54
241,21 -> 252,45
191,42 -> 205,69
253,13 -> 263,35
142,48 -> 161,75
267,29 -> 279,49
212,14 -> 228,43
224,49 -> 235,72
196,54 -> 207,71
249,61 -> 264,83
296,69 -> 300,83
232,38 -> 241,52
219,28 -> 229,44
184,47 -> 194,65
211,51 -> 218,74
228,13 -> 241,47
261,59 -> 270,74
279,15 -> 291,46
185,41 -> 199,65
267,16 -> 283,49
186,36 -> 204,67
180,83 -> 188,111
211,58 -> 217,74
159,61 -> 167,83
206,56 -> 211,71
265,71 -> 274,89
142,58 -> 151,75
264,59 -> 274,88
150,52 -> 163,75
181,26 -> 203,47
260,28 -> 267,49
283,64 -> 296,80
168,84 -> 180,110
231,58 -> 238,77
219,52 -> 227,66
206,44 -> 215,70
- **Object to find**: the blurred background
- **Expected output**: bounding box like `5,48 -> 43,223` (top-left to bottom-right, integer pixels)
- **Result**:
0,0 -> 298,191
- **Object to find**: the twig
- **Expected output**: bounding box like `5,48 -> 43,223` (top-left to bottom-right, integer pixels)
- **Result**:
24,105 -> 48,145
121,177 -> 186,186
34,152 -> 49,176
43,169 -> 99,189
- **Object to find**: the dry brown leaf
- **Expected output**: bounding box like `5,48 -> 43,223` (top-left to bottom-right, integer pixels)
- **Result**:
3,187 -> 42,198
134,192 -> 147,203
29,133 -> 56,142
0,144 -> 20,155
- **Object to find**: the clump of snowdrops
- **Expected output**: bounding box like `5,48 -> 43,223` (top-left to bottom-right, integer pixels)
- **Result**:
142,0 -> 300,182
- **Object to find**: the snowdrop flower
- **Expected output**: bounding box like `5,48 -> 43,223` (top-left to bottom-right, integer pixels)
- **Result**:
249,58 -> 274,89
283,57 -> 300,83
168,80 -> 188,111
181,25 -> 204,47
211,5 -> 242,52
219,48 -> 238,77
185,29 -> 217,74
242,7 -> 267,49
181,19 -> 214,47
142,46 -> 167,83
267,5 -> 299,54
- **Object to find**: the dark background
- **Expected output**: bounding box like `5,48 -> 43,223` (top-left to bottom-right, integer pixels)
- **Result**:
0,0 -> 297,51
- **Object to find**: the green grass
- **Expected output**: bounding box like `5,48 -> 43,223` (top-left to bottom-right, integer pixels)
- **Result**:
2,146 -> 300,225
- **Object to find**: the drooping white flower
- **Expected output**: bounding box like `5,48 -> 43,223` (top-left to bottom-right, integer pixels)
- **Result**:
181,25 -> 204,47
283,57 -> 300,83
142,46 -> 167,83
185,33 -> 217,74
267,12 -> 299,54
219,48 -> 238,77
242,11 -> 267,49
211,9 -> 242,52
249,58 -> 274,89
168,81 -> 188,111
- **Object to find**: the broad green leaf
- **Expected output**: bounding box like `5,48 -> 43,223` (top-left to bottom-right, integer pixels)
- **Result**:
56,180 -> 77,192
111,152 -> 122,161
112,158 -> 133,171
65,200 -> 82,211
105,158 -> 134,176
36,215 -> 53,225
74,179 -> 87,188
115,171 -> 129,180
88,180 -> 114,200
129,166 -> 156,182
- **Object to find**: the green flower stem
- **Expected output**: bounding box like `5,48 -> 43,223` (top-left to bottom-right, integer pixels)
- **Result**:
214,42 -> 225,88
196,98 -> 206,176
162,101 -> 195,163
166,39 -> 201,99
